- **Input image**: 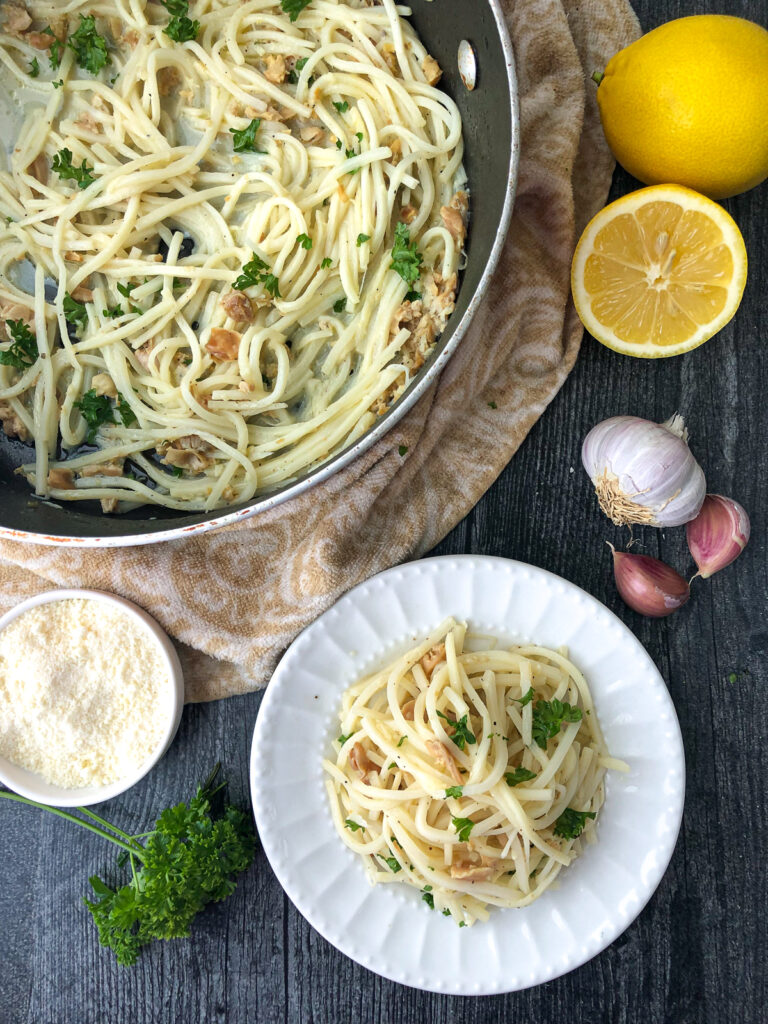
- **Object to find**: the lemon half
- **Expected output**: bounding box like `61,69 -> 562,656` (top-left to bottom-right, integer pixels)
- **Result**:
571,185 -> 747,358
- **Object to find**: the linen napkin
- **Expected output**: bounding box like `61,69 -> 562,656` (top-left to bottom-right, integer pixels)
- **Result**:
0,0 -> 640,701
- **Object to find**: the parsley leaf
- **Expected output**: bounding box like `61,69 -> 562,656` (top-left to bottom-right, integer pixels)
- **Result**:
396,735 -> 406,748
504,767 -> 537,787
229,118 -> 265,154
52,79 -> 64,89
333,297 -> 347,314
488,401 -> 498,409
103,305 -> 124,319
296,233 -> 312,250
162,0 -> 200,43
333,100 -> 349,113
404,289 -> 421,302
444,786 -> 463,798
451,816 -> 474,842
281,0 -> 313,21
43,27 -> 64,70
436,710 -> 476,752
63,293 -> 88,326
52,148 -> 96,189
389,222 -> 422,285
287,55 -> 310,83
233,253 -> 280,298
513,686 -> 534,707
381,855 -> 401,873
28,57 -> 40,78
531,698 -> 582,750
320,257 -> 332,269
337,733 -> 352,746
421,885 -> 434,909
0,319 -> 37,369
398,444 -> 408,456
74,389 -> 116,442
553,807 -> 596,840
68,15 -> 110,75
356,233 -> 370,246
116,282 -> 142,314
117,392 -> 137,427
344,819 -> 365,833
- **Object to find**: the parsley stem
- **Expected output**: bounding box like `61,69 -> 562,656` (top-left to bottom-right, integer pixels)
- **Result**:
77,805 -> 142,847
0,791 -> 146,860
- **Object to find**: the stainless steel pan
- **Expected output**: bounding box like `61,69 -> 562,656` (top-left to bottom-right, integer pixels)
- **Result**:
0,0 -> 519,546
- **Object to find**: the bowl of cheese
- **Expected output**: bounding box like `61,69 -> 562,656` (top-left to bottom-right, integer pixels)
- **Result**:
0,589 -> 184,806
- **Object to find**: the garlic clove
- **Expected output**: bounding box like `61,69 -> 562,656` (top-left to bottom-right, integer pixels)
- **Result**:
610,545 -> 690,617
686,494 -> 750,579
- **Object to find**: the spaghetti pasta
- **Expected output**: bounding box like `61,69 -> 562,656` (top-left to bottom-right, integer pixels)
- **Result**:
323,618 -> 627,926
0,0 -> 465,512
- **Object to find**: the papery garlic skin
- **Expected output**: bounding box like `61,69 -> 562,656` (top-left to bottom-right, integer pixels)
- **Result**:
582,414 -> 706,527
610,546 -> 690,617
686,494 -> 750,579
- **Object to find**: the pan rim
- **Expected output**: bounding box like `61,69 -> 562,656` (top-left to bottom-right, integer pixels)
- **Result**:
0,0 -> 519,548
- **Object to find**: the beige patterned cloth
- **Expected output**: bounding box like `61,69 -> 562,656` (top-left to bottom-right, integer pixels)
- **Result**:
0,0 -> 639,702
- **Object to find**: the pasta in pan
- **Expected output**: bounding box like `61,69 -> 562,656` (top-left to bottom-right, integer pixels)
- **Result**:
324,619 -> 627,926
0,0 -> 466,512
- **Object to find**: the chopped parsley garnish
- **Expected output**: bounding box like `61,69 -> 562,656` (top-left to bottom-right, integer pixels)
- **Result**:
296,233 -> 312,250
488,401 -> 498,409
421,885 -> 434,909
553,807 -> 596,840
337,733 -> 352,746
451,816 -> 474,842
512,686 -> 534,706
381,855 -> 401,873
398,444 -> 408,456
355,131 -> 363,142
344,819 -> 365,833
74,389 -> 116,442
389,222 -> 422,286
442,907 -> 451,916
169,465 -> 184,478
444,786 -> 463,798
68,14 -> 110,75
117,282 -> 141,314
396,735 -> 406,748
281,0 -> 313,21
117,393 -> 137,427
43,27 -> 64,70
436,710 -> 476,751
229,118 -> 265,154
52,148 -> 96,189
103,305 -> 124,319
233,253 -> 280,298
287,55 -> 310,82
28,57 -> 40,78
333,100 -> 349,113
356,233 -> 370,246
388,762 -> 397,770
63,293 -> 88,326
335,139 -> 343,150
531,698 -> 582,750
333,297 -> 347,314
320,257 -> 332,269
404,290 -> 421,302
504,767 -> 537,787
0,319 -> 37,369
162,0 -> 200,43
52,79 -> 64,88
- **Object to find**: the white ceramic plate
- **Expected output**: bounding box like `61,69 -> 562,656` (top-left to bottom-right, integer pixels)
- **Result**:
250,556 -> 685,994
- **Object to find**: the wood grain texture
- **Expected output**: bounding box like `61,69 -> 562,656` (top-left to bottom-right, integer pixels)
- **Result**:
2,0 -> 767,1019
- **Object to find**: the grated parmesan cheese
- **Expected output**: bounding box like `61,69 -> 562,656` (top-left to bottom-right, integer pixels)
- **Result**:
0,598 -> 172,789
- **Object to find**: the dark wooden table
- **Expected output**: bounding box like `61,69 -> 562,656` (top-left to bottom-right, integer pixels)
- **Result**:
2,0 -> 766,1020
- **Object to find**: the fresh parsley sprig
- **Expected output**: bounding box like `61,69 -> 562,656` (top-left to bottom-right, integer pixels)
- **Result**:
553,807 -> 596,840
52,148 -> 96,189
451,816 -> 474,842
436,709 -> 476,752
531,698 -> 582,750
230,118 -> 266,154
0,319 -> 38,369
390,222 -> 422,285
281,0 -> 313,22
74,389 -> 116,442
233,253 -> 280,298
68,14 -> 110,75
162,0 -> 200,43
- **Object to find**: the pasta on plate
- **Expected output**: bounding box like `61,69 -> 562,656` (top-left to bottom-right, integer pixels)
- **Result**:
324,618 -> 628,926
0,0 -> 466,512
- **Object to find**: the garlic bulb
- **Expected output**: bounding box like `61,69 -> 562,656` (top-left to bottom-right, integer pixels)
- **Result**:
610,546 -> 690,617
582,414 -> 706,527
686,494 -> 750,578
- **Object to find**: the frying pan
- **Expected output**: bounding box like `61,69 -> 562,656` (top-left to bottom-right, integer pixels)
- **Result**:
0,0 -> 519,545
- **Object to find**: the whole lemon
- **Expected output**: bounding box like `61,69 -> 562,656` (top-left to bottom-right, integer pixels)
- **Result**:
596,15 -> 768,199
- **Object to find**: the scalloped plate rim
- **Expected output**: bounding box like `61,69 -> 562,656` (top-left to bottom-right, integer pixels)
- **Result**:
250,555 -> 686,994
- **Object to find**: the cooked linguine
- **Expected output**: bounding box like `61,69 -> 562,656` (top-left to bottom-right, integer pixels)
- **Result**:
0,0 -> 466,512
324,619 -> 627,926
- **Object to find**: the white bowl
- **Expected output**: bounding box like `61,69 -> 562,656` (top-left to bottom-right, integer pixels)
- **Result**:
0,588 -> 184,807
